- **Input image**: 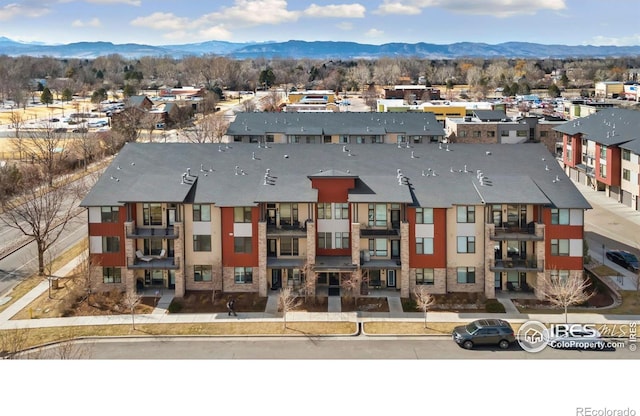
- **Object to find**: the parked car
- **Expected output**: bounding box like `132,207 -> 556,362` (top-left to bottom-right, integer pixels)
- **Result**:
53,128 -> 67,133
71,128 -> 88,133
87,120 -> 108,128
49,117 -> 60,122
545,324 -> 606,350
606,250 -> 639,272
452,319 -> 515,349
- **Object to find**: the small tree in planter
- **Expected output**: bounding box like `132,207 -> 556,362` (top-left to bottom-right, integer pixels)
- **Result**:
121,291 -> 142,330
414,285 -> 436,329
536,271 -> 593,323
278,286 -> 301,330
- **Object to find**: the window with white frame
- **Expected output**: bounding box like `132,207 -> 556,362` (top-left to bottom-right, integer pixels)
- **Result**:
415,268 -> 434,285
234,237 -> 252,253
622,149 -> 631,161
318,232 -> 332,249
143,203 -> 162,226
623,169 -> 631,182
368,204 -> 387,227
279,203 -> 298,226
457,236 -> 476,253
551,239 -> 570,256
334,232 -> 349,249
599,164 -> 607,178
551,208 -> 570,225
456,206 -> 475,223
194,265 -> 212,281
103,267 -> 121,284
457,267 -> 476,284
193,204 -> 211,222
234,267 -> 253,284
100,206 -> 119,223
599,146 -> 607,159
234,207 -> 252,223
415,207 -> 433,224
193,235 -> 211,252
416,237 -> 434,255
334,203 -> 349,219
339,135 -> 349,144
102,236 -> 120,253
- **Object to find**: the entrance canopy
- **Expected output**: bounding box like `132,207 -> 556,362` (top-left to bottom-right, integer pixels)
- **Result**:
314,256 -> 357,272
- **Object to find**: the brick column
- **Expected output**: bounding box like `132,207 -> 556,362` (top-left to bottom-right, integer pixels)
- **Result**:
484,223 -> 496,299
124,221 -> 136,294
258,221 -> 267,297
306,220 -> 316,296
535,223 -> 546,300
351,222 -> 362,294
400,221 -> 410,297
174,222 -> 185,298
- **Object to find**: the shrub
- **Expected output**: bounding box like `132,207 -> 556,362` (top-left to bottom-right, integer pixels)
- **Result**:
167,300 -> 183,314
485,299 -> 506,313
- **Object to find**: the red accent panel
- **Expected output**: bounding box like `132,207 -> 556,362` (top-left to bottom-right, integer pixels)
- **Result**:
221,207 -> 259,267
87,206 -> 127,265
310,178 -> 355,202
317,248 -> 351,256
408,208 -> 446,268
563,134 -> 581,168
542,208 -> 584,270
92,253 -> 123,267
594,145 -> 621,186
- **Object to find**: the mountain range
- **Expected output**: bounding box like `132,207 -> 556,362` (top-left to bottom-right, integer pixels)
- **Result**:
2,36 -> 640,59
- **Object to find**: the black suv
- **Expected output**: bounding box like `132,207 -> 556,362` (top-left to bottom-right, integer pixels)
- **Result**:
452,319 -> 515,349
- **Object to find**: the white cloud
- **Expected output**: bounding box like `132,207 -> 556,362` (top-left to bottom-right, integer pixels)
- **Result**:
0,3 -> 51,21
589,34 -> 640,47
197,26 -> 233,41
72,17 -> 102,27
131,12 -> 190,31
336,21 -> 354,31
365,28 -> 384,38
83,0 -> 141,5
303,3 -> 366,18
374,0 -> 566,17
200,0 -> 300,27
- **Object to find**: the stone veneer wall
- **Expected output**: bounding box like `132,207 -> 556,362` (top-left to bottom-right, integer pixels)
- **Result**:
222,267 -> 259,293
484,223 -> 496,299
258,221 -> 267,296
173,222 -> 185,297
305,220 -> 317,296
407,268 -> 447,296
350,222 -> 361,290
123,221 -> 136,294
400,221 -> 410,297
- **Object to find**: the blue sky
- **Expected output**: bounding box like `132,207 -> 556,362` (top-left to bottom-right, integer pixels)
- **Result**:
1,0 -> 638,46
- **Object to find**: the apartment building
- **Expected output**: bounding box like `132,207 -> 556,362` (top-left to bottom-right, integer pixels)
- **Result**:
225,112 -> 445,145
557,108 -> 640,210
80,142 -> 590,300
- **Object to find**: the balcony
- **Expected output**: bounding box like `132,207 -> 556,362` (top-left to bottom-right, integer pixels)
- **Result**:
126,226 -> 177,239
128,256 -> 180,270
265,220 -> 308,236
489,222 -> 543,241
490,257 -> 543,272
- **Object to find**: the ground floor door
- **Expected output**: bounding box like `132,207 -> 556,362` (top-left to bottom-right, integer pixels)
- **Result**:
271,269 -> 282,290
168,270 -> 175,289
328,273 -> 340,286
495,272 -> 502,290
144,270 -> 165,287
387,270 -> 396,288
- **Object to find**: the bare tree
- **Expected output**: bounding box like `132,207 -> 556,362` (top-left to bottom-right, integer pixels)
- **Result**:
184,112 -> 229,143
413,285 -> 436,329
0,327 -> 31,359
299,261 -> 316,304
122,291 -> 142,330
0,170 -> 83,275
241,99 -> 257,113
278,286 -> 301,329
340,272 -> 362,306
536,271 -> 593,323
14,124 -> 69,186
71,130 -> 100,171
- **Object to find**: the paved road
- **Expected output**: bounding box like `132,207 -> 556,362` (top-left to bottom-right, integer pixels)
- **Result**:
69,337 -> 636,359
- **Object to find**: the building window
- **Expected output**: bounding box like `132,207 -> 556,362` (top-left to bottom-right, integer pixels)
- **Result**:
194,265 -> 212,282
459,130 -> 467,138
551,239 -> 570,256
487,131 -> 496,138
551,208 -> 570,225
457,236 -> 476,253
599,146 -> 607,159
415,207 -> 433,224
279,203 -> 298,226
397,135 -> 406,144
516,130 -> 527,137
456,206 -> 475,223
369,238 -> 387,257
623,169 -> 631,182
368,204 -> 387,227
287,268 -> 302,284
416,237 -> 434,255
234,267 -> 253,284
102,236 -> 120,253
334,203 -> 349,220
373,135 -> 384,144
143,238 -> 162,256
622,149 -> 631,161
473,130 -> 481,138
317,203 -> 332,219
103,267 -> 121,284
457,267 -> 476,284
318,232 -> 332,249
266,134 -> 274,143
334,232 -> 349,249
234,207 -> 252,223
234,237 -> 252,253
193,204 -> 211,222
143,203 -> 162,226
339,135 -> 349,144
416,268 -> 434,285
501,130 -> 509,137
100,206 -> 119,223
599,164 -> 607,178
280,237 -> 299,256
193,235 -> 211,252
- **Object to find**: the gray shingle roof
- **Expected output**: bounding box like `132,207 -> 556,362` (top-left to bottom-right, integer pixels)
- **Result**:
619,138 -> 640,155
81,142 -> 591,209
554,108 -> 640,146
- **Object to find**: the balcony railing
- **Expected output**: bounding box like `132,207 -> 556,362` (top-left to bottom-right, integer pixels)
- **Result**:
127,256 -> 180,270
126,226 -> 177,239
265,219 -> 308,236
490,258 -> 543,272
489,222 -> 543,241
